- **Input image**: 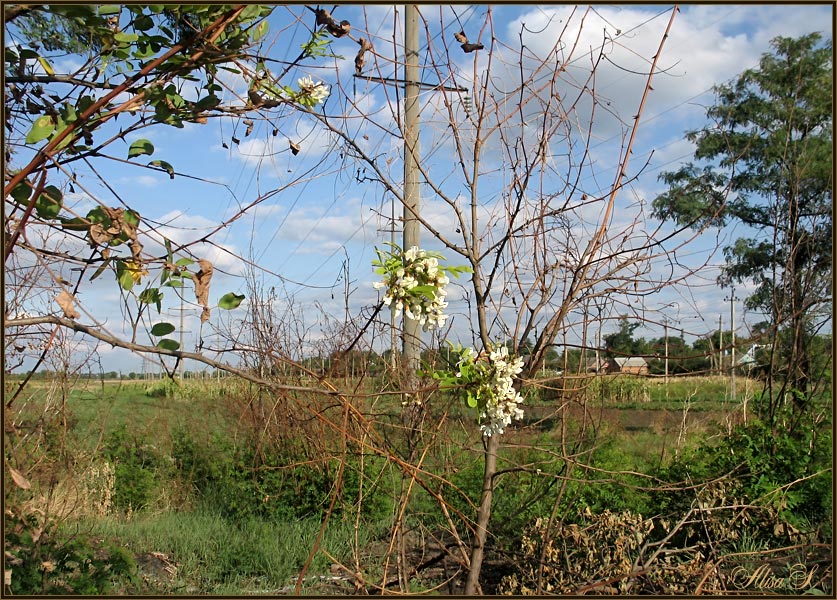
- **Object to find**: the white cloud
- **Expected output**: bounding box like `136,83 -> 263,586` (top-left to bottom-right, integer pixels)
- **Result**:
118,174 -> 159,188
275,199 -> 371,252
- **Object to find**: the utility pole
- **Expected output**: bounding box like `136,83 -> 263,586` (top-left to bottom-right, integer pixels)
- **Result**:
664,318 -> 669,387
402,4 -> 421,385
725,288 -> 738,403
395,7 -> 422,594
391,197 -> 398,371
718,314 -> 723,376
165,293 -> 191,380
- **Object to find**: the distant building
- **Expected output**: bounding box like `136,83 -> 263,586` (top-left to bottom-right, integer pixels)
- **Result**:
585,357 -> 609,373
607,356 -> 648,375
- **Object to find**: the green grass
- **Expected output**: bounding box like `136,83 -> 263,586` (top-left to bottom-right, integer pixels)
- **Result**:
17,377 -> 395,593
66,510 -> 389,594
10,373 -> 829,594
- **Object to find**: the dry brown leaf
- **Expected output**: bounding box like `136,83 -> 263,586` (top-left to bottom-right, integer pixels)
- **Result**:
315,8 -> 332,26
194,259 -> 213,309
130,239 -> 143,260
87,206 -> 125,247
200,306 -> 211,323
56,290 -> 80,319
121,215 -> 136,240
88,223 -> 110,246
105,207 -> 124,234
8,466 -> 31,490
355,38 -> 373,75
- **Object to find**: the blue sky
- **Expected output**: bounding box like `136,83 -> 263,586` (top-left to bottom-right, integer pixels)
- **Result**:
5,4 -> 833,374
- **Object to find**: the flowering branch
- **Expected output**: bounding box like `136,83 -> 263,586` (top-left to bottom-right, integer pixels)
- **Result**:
372,242 -> 471,331
433,343 -> 525,437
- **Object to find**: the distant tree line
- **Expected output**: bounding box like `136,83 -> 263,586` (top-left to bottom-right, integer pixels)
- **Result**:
11,323 -> 831,381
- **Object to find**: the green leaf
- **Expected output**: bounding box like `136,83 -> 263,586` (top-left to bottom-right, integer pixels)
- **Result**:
50,122 -> 74,151
411,285 -> 437,299
163,279 -> 184,288
10,181 -> 32,203
195,94 -> 220,111
123,209 -> 141,227
157,338 -> 180,351
98,5 -> 122,15
133,14 -> 154,31
25,116 -> 56,144
139,288 -> 164,313
252,20 -> 269,41
117,266 -> 135,291
77,96 -> 95,115
59,102 -> 78,124
128,138 -> 154,158
218,292 -> 245,310
150,322 -> 176,336
174,257 -> 193,267
87,206 -> 108,224
113,32 -> 139,44
58,216 -> 88,231
132,43 -> 156,60
35,186 -> 63,219
148,160 -> 175,179
240,4 -> 263,20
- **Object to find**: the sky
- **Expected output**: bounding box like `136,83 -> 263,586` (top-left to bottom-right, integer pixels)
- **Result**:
4,3 -> 834,374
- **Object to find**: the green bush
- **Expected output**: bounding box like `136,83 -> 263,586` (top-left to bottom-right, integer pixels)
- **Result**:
170,426 -> 393,522
4,508 -> 139,594
103,425 -> 170,511
657,397 -> 831,527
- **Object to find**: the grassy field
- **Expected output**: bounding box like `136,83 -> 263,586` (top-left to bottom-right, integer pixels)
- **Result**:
4,373 -> 830,594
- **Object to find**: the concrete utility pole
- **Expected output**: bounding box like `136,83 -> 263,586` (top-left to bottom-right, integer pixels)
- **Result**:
726,288 -> 738,403
165,293 -> 191,380
663,318 -> 669,386
391,197 -> 398,370
402,4 -> 421,382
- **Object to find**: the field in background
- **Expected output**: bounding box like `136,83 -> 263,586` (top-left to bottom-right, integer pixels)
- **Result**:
4,373 -> 830,594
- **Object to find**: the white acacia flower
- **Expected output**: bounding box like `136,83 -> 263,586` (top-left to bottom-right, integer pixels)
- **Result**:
297,75 -> 330,104
461,344 -> 526,437
372,244 -> 462,331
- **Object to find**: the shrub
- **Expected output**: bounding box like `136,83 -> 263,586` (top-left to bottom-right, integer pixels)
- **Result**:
4,507 -> 139,594
654,392 -> 832,533
170,426 -> 393,522
102,425 -> 170,511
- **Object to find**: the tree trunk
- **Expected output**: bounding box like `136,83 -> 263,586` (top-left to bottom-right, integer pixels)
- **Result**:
464,434 -> 498,594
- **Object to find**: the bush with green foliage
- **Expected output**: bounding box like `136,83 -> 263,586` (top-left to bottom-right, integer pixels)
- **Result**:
654,392 -> 832,535
103,424 -> 172,511
4,508 -> 139,594
170,426 -> 393,522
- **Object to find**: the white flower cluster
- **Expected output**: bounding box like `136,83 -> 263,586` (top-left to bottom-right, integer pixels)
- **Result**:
457,345 -> 525,437
297,75 -> 329,104
373,246 -> 450,331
